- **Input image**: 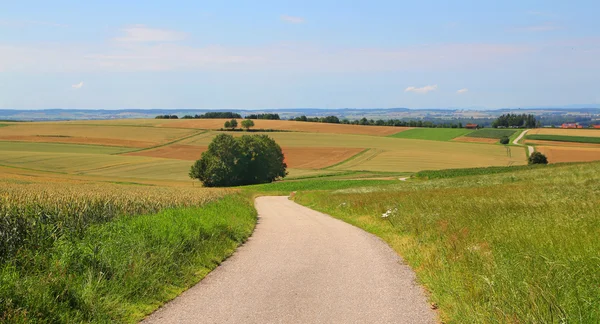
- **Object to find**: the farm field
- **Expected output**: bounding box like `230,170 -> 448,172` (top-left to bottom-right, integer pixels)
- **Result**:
528,128 -> 600,137
293,162 -> 600,323
0,122 -> 527,183
465,129 -> 516,138
526,134 -> 600,144
389,128 -> 473,141
536,146 -> 600,163
57,118 -> 411,136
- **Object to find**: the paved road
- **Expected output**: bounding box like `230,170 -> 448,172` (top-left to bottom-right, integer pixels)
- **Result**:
143,196 -> 435,324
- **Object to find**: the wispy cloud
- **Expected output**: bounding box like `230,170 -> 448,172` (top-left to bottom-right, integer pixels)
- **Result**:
113,25 -> 187,42
457,88 -> 469,94
405,85 -> 438,94
71,81 -> 84,89
280,15 -> 305,24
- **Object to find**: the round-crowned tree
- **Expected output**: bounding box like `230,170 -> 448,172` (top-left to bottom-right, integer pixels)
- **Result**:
189,134 -> 244,187
499,136 -> 510,144
528,151 -> 548,165
190,134 -> 287,187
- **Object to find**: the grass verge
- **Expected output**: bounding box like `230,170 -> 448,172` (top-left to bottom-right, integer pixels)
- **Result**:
526,134 -> 600,144
293,162 -> 600,323
0,194 -> 256,323
412,163 -> 580,180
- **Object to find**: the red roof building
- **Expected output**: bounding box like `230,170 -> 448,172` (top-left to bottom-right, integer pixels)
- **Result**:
562,123 -> 583,129
465,123 -> 479,129
593,125 -> 600,129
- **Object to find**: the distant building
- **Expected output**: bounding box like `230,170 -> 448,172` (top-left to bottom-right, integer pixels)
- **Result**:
593,125 -> 600,129
561,123 -> 583,129
465,123 -> 479,129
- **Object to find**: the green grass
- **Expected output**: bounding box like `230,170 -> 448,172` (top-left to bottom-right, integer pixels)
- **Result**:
526,134 -> 600,144
0,124 -> 8,128
244,178 -> 401,194
412,163 -> 580,180
466,129 -> 517,139
389,128 -> 474,141
294,162 -> 600,323
0,194 -> 256,323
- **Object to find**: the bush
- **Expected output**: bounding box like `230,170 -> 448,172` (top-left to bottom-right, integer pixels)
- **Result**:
528,152 -> 548,165
190,134 -> 287,187
499,136 -> 510,144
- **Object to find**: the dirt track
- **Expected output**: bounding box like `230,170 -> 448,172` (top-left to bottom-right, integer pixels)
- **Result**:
143,196 -> 435,324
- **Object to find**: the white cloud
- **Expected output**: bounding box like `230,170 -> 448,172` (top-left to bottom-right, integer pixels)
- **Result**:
457,88 -> 469,94
72,81 -> 84,89
280,15 -> 305,24
405,85 -> 438,94
113,25 -> 187,43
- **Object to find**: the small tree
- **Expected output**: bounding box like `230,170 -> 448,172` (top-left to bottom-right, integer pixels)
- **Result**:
241,119 -> 255,131
528,152 -> 548,165
224,121 -> 231,129
229,119 -> 238,129
499,136 -> 510,145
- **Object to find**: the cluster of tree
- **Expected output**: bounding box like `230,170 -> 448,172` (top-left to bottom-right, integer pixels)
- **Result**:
155,115 -> 179,119
491,114 -> 538,128
292,115 -> 466,128
181,112 -> 243,119
223,119 -> 255,130
245,113 -> 280,120
528,152 -> 548,165
190,134 -> 287,187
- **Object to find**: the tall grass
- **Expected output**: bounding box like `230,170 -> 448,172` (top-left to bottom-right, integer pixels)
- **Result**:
295,162 -> 600,323
0,194 -> 256,323
0,181 -> 228,263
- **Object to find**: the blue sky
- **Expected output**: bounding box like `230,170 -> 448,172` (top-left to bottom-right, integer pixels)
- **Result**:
1,0 -> 599,109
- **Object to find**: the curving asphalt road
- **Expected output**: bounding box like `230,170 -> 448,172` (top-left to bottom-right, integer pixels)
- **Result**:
143,196 -> 435,324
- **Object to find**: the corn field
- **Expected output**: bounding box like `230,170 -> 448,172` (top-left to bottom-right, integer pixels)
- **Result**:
0,179 -> 227,263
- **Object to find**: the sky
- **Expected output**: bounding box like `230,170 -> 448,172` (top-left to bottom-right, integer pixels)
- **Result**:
0,0 -> 599,110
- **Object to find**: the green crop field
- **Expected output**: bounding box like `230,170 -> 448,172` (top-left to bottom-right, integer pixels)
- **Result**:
389,128 -> 473,141
526,134 -> 600,144
466,129 -> 517,139
0,141 -> 132,154
293,162 -> 600,323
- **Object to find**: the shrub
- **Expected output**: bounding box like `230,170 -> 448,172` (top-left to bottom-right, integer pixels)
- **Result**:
528,152 -> 548,165
190,134 -> 287,187
499,136 -> 510,144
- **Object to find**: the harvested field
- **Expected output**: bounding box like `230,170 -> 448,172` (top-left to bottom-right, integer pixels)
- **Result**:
126,145 -> 207,161
525,134 -> 600,144
0,124 -> 195,147
536,146 -> 600,163
453,137 -> 498,144
152,119 -> 409,136
282,147 -> 364,169
0,141 -> 131,154
127,144 -> 363,169
0,135 -> 154,148
525,140 -> 600,148
529,128 -> 600,137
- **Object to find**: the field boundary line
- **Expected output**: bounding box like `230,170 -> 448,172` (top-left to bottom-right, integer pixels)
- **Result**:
115,130 -> 208,155
322,148 -> 370,170
327,148 -> 385,170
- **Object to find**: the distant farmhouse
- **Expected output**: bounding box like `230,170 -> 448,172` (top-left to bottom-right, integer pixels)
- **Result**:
561,123 -> 584,129
465,123 -> 479,129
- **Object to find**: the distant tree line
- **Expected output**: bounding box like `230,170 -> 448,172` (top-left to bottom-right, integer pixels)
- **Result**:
292,115 -> 466,128
491,114 -> 538,128
245,113 -> 280,120
155,115 -> 179,119
190,134 -> 287,187
179,112 -> 243,119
